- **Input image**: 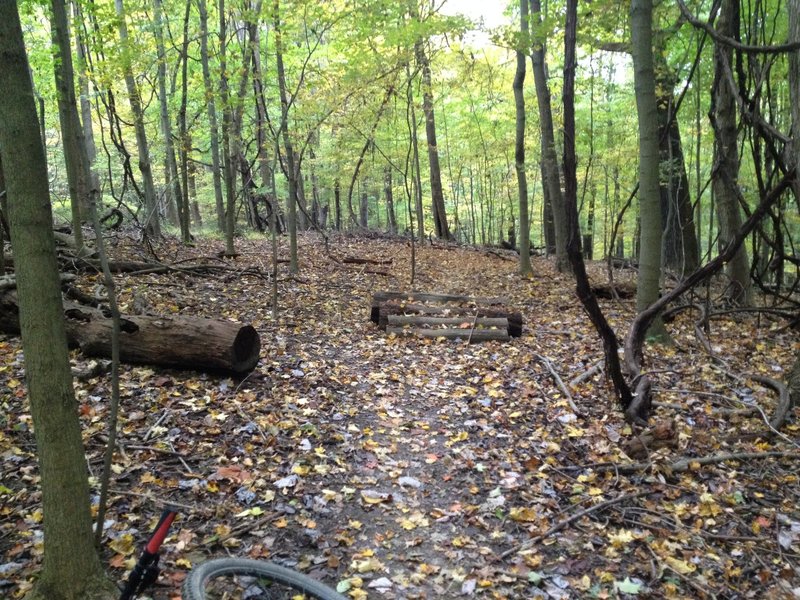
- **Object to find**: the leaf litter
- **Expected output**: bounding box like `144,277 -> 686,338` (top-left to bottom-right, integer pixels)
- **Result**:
1,233 -> 799,598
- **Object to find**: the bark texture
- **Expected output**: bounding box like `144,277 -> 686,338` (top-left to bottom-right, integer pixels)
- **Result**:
711,0 -> 751,304
51,0 -> 89,251
514,0 -> 533,276
115,0 -> 160,239
0,4 -> 115,597
631,0 -> 667,339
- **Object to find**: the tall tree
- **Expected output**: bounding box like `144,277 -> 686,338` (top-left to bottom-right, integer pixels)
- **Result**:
50,0 -> 89,251
653,46 -> 699,275
198,0 -> 226,231
711,0 -> 751,304
529,0 -> 569,271
153,0 -> 184,230
514,0 -> 533,276
562,0 -> 636,420
73,1 -> 100,196
115,0 -> 160,238
792,0 -> 800,201
274,0 -> 299,271
176,0 -> 193,243
0,3 -> 116,598
631,0 -> 668,339
218,0 -> 237,256
411,2 -> 451,240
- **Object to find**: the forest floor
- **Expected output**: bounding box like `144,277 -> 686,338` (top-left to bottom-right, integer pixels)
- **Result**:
1,232 -> 800,599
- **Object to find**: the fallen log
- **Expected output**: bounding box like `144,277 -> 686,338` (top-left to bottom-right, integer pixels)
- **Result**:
373,291 -> 508,307
0,291 -> 260,374
342,257 -> 393,265
387,325 -> 510,342
376,302 -> 523,337
388,315 -> 509,329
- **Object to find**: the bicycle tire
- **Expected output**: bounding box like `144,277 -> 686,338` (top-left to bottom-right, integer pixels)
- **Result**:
182,557 -> 349,600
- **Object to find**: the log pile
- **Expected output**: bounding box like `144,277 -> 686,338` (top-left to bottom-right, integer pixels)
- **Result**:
370,291 -> 522,343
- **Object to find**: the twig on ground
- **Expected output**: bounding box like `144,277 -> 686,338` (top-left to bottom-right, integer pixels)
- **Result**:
594,451 -> 798,474
569,360 -> 603,386
534,353 -> 583,416
496,490 -> 650,560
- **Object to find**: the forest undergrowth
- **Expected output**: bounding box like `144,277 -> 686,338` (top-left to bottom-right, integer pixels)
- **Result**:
1,233 -> 799,599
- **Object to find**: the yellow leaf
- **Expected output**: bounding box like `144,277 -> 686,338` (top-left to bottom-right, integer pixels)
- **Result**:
235,507 -> 264,518
509,507 -> 538,523
666,557 -> 696,574
608,529 -> 635,548
360,490 -> 391,504
352,558 -> 382,573
109,533 -> 136,556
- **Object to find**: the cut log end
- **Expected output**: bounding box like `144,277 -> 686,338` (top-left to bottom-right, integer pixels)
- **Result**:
232,325 -> 261,373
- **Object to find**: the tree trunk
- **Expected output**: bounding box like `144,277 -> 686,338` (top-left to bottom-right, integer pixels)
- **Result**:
514,0 -> 533,277
50,0 -> 87,251
385,166 -> 397,234
296,154 -> 309,230
73,1 -> 100,200
153,0 -> 183,229
359,182 -> 369,228
274,0 -> 299,271
188,150 -> 202,226
176,0 -> 193,243
654,51 -> 699,275
711,0 -> 751,304
218,0 -> 238,256
561,0 -> 636,419
791,0 -> 800,204
407,68 -> 425,241
334,178 -> 341,231
0,152 -> 6,275
115,0 -> 160,239
199,0 -> 226,232
529,0 -> 568,271
0,4 -> 116,597
631,0 -> 667,339
415,39 -> 451,240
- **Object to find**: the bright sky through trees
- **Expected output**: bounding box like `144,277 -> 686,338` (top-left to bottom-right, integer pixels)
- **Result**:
441,0 -> 509,46
441,0 -> 508,29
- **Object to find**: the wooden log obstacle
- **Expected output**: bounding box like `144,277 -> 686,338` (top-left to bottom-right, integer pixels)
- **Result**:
370,291 -> 522,342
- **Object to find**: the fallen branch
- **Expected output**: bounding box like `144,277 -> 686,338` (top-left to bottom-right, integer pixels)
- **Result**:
496,490 -> 650,560
570,361 -> 604,386
342,256 -> 393,265
596,451 -> 797,474
751,374 -> 794,432
534,353 -> 583,416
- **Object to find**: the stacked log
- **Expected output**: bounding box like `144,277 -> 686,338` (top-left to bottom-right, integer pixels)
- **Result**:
371,291 -> 522,343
